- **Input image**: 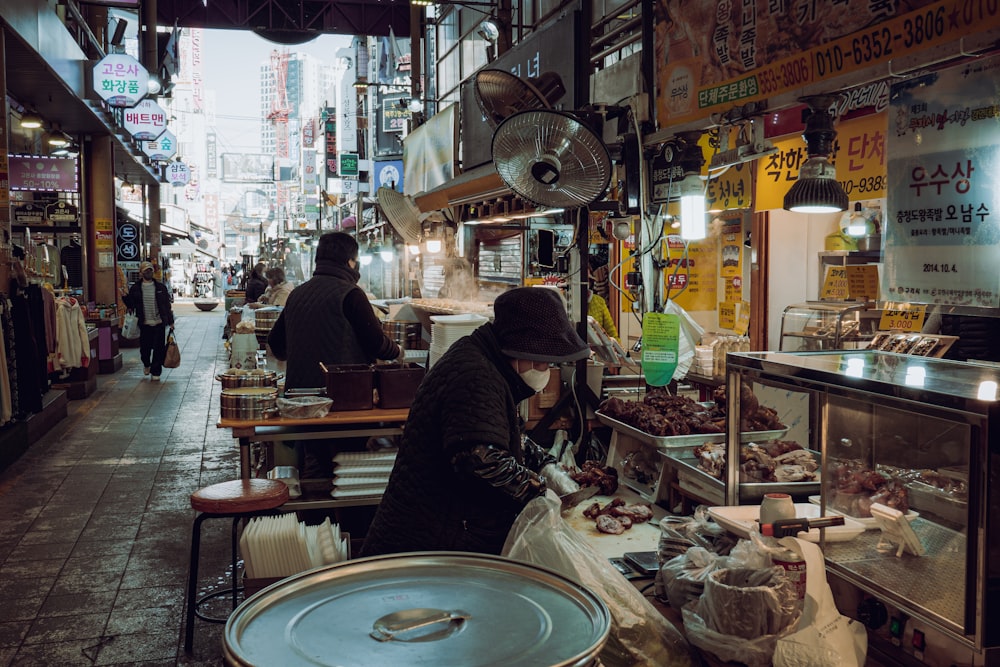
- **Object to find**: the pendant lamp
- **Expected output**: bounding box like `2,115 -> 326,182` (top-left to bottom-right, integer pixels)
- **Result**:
783,96 -> 849,214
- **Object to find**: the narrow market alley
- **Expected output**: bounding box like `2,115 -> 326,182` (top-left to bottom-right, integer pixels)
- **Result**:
0,303 -> 238,666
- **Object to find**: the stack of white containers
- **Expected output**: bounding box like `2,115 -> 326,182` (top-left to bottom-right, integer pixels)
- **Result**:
428,313 -> 489,368
330,449 -> 398,499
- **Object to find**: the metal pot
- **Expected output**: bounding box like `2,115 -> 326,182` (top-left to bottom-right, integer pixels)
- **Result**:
223,552 -> 610,666
216,370 -> 279,390
220,387 -> 278,420
382,320 -> 423,349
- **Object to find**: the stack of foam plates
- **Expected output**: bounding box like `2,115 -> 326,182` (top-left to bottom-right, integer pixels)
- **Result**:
428,313 -> 488,368
330,450 -> 397,499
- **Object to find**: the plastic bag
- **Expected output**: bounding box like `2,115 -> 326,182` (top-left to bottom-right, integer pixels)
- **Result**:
772,538 -> 867,667
121,312 -> 140,340
658,546 -> 727,610
502,492 -> 696,667
230,332 -> 259,370
663,299 -> 704,381
682,565 -> 800,667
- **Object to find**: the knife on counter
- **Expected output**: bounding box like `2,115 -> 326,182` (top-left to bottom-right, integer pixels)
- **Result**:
560,485 -> 601,511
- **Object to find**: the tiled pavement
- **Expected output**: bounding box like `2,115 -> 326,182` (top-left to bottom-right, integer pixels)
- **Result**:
0,302 -> 240,666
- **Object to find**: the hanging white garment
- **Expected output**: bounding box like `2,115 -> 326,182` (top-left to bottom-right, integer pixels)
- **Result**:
54,297 -> 91,370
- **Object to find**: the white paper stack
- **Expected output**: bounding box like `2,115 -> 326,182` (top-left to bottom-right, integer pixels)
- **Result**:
428,314 -> 488,368
240,514 -> 349,579
330,450 -> 397,499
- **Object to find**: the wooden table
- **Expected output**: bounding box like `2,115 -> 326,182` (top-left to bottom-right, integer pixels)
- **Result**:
217,407 -> 409,485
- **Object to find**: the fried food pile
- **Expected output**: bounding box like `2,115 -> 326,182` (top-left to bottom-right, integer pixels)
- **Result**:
569,460 -> 619,496
829,460 -> 910,516
582,497 -> 655,534
693,440 -> 818,483
598,384 -> 786,438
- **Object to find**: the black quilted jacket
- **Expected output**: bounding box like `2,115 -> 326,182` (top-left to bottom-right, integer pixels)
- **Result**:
268,262 -> 401,389
362,325 -> 545,556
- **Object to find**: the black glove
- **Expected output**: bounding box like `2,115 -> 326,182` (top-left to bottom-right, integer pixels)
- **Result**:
522,435 -> 557,472
452,444 -> 546,505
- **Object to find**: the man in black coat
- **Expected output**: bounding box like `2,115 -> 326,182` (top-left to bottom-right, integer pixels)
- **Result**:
123,261 -> 175,381
268,232 -> 402,477
362,287 -> 589,557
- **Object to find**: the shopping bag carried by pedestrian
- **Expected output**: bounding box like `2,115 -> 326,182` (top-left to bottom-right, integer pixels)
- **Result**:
164,327 -> 181,368
121,312 -> 140,340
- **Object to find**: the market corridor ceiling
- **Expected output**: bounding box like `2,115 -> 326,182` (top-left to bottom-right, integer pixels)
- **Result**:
156,0 -> 411,39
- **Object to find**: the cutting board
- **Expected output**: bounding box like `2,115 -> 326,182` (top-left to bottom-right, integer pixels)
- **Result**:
563,492 -> 665,560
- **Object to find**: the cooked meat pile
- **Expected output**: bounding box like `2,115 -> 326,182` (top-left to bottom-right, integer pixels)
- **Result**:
582,497 -> 655,534
829,461 -> 910,516
599,388 -> 724,437
598,384 -> 785,438
693,440 -> 818,483
569,460 -> 619,496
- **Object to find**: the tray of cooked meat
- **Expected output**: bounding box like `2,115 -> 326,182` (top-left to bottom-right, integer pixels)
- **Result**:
664,440 -> 822,501
596,384 -> 787,448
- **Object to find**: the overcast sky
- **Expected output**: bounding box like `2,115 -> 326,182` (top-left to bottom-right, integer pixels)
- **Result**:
201,29 -> 352,153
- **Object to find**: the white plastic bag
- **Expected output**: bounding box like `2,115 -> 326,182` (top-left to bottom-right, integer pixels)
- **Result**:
663,299 -> 704,381
502,492 -> 696,667
121,313 -> 140,340
229,332 -> 259,370
772,538 -> 868,667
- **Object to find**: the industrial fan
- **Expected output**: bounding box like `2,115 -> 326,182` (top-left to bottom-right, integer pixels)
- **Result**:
376,186 -> 424,246
473,69 -> 566,130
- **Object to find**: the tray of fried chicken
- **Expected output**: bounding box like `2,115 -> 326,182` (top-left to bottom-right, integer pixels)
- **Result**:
596,383 -> 787,448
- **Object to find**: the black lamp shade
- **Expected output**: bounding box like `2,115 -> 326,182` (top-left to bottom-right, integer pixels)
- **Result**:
783,156 -> 848,213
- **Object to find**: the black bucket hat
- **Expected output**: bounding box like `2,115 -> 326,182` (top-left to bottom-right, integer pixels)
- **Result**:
493,287 -> 590,363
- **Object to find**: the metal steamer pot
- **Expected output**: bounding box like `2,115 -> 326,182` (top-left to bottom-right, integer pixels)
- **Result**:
219,387 -> 279,420
223,552 -> 611,667
381,320 -> 422,349
216,370 -> 280,390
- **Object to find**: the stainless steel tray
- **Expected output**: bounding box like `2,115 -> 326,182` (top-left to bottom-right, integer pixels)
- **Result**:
595,411 -> 788,449
663,449 -> 821,501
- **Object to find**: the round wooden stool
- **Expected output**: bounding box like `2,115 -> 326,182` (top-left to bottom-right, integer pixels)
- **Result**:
184,478 -> 289,653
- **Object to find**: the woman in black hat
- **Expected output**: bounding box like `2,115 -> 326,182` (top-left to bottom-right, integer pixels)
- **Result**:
362,287 -> 590,557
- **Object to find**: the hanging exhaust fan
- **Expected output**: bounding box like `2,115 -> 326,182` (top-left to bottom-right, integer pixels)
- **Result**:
376,187 -> 424,246
491,109 -> 613,209
473,69 -> 567,129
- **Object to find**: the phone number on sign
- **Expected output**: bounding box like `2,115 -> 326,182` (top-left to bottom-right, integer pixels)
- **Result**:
838,175 -> 887,196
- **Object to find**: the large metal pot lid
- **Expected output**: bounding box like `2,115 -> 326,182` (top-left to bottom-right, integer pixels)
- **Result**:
224,552 -> 610,667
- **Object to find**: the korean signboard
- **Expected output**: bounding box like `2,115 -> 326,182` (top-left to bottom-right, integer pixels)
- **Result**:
325,115 -> 338,178
8,155 -> 78,192
93,53 -> 149,108
122,99 -> 168,141
142,129 -> 177,162
883,55 -> 1000,308
117,220 -> 141,263
166,162 -> 191,186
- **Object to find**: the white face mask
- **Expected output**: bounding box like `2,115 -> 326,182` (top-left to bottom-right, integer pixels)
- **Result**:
519,366 -> 551,393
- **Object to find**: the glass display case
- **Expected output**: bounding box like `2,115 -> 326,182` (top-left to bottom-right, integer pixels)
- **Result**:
724,350 -> 1000,652
779,301 -> 879,351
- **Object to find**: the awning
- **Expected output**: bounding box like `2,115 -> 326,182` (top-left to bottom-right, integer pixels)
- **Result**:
413,162 -> 510,213
164,238 -> 214,258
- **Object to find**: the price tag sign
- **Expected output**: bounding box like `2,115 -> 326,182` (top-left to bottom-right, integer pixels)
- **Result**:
879,303 -> 926,332
735,301 -> 751,336
846,264 -> 880,301
641,312 -> 680,387
821,266 -> 849,300
719,301 -> 737,330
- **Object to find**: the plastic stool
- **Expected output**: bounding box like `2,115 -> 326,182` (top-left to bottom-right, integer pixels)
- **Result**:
184,478 -> 289,653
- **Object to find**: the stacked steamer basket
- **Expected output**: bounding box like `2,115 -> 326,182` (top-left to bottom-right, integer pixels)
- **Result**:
254,306 -> 282,347
428,313 -> 489,368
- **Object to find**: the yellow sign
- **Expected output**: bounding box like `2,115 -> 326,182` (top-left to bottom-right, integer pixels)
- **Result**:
821,266 -> 850,301
846,264 -> 880,301
668,235 -> 719,312
719,301 -> 737,330
95,217 -> 114,251
657,0 -> 1000,125
707,161 -> 753,211
757,112 -> 887,210
879,303 -> 926,332
735,301 -> 751,336
719,222 -> 743,279
724,277 -> 742,303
